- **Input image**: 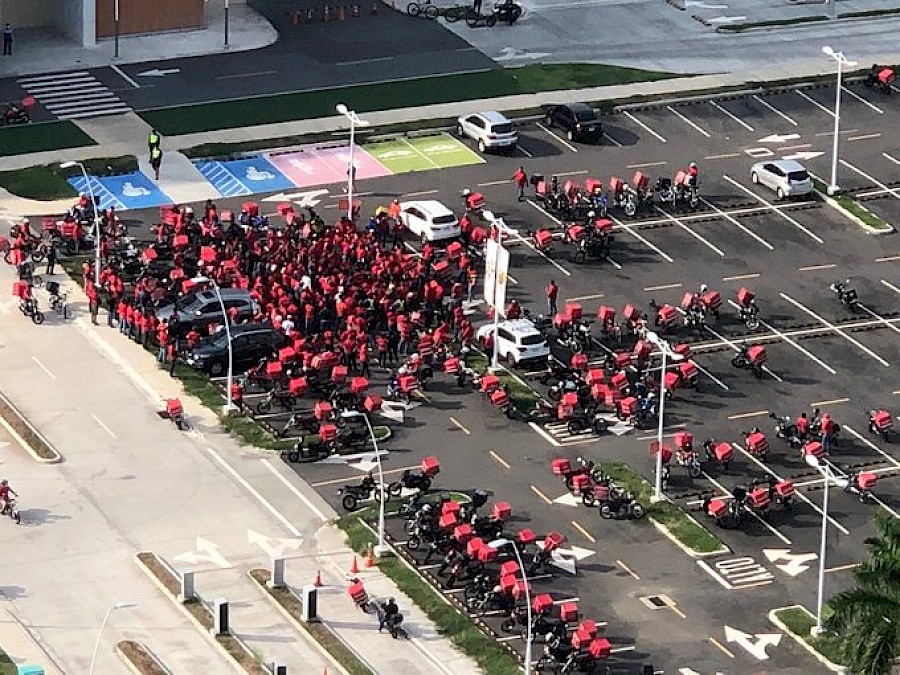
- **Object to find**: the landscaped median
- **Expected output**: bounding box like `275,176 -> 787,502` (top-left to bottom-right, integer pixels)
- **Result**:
769,605 -> 846,672
117,640 -> 168,675
603,462 -> 726,556
0,389 -> 62,463
0,120 -> 95,158
811,176 -> 895,234
464,349 -> 539,415
0,155 -> 138,201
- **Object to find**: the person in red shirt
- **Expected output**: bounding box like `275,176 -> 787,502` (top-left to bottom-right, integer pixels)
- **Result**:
546,279 -> 559,316
85,281 -> 100,325
357,339 -> 370,377
512,166 -> 528,201
795,412 -> 809,440
157,322 -> 169,362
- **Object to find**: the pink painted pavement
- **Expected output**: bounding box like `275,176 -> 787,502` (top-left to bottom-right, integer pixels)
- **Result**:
267,145 -> 390,189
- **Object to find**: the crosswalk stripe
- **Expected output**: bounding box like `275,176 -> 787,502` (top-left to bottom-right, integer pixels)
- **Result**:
19,71 -> 132,120
47,97 -> 124,112
18,70 -> 91,84
59,107 -> 132,120
37,91 -> 118,103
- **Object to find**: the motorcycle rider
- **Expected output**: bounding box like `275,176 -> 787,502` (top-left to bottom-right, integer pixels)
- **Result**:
795,412 -> 809,441
0,479 -> 17,515
368,596 -> 400,633
506,299 -> 522,320
820,413 -> 836,454
688,162 -> 699,189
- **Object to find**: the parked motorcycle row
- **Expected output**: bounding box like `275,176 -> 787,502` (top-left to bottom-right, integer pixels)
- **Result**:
552,457 -> 646,519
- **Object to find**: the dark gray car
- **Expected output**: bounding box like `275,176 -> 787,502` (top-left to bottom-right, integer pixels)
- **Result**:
156,288 -> 258,336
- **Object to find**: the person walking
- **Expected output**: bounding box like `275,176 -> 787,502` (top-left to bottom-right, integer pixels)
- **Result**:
44,241 -> 57,275
545,279 -> 559,317
86,282 -> 100,325
150,146 -> 163,180
512,166 -> 528,202
148,128 -> 161,154
2,24 -> 12,56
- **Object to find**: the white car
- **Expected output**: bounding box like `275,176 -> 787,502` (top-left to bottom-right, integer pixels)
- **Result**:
476,319 -> 550,365
399,200 -> 460,241
750,159 -> 814,199
456,111 -> 518,153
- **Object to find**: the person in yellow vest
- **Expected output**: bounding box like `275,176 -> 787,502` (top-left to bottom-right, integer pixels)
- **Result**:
148,128 -> 161,155
150,146 -> 163,180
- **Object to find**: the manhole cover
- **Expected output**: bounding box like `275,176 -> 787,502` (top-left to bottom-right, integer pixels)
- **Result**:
640,595 -> 672,610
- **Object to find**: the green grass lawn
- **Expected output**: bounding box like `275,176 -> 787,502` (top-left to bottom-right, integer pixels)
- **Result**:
0,156 -> 138,201
142,64 -> 680,136
0,121 -> 95,157
773,605 -> 845,666
0,645 -> 16,675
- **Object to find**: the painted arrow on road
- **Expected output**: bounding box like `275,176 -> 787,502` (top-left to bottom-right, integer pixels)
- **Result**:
137,68 -> 181,77
550,545 -> 595,574
174,537 -> 230,568
723,625 -> 782,660
552,492 -> 582,507
782,151 -> 825,161
706,15 -> 747,23
248,529 -> 303,559
764,549 -> 818,576
758,133 -> 801,143
261,189 -> 330,208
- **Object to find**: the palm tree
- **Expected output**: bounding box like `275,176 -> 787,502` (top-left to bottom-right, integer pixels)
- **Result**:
826,513 -> 900,674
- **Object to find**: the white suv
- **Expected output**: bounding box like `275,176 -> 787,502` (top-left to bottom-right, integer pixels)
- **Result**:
457,111 -> 518,153
476,319 -> 550,364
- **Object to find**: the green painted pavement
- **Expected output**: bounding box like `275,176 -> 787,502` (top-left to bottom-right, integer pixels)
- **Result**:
364,139 -> 433,173
363,133 -> 483,174
406,133 -> 485,169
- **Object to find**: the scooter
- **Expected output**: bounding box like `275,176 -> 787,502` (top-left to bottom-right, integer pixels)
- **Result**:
868,409 -> 893,442
1,102 -> 30,125
388,468 -> 434,496
1,497 -> 21,524
599,490 -> 645,520
830,279 -> 859,311
770,412 -> 803,449
284,437 -> 332,463
337,474 -> 388,512
701,492 -> 742,529
738,298 -> 761,331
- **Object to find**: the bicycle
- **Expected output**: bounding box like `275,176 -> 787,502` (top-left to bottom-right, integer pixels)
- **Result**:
406,0 -> 439,18
465,8 -> 497,26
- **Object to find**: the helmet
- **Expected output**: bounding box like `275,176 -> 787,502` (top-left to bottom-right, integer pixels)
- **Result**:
1,480 -> 7,487
462,188 -> 471,196
422,504 -> 433,513
690,162 -> 697,169
587,210 -> 596,218
699,283 -> 708,293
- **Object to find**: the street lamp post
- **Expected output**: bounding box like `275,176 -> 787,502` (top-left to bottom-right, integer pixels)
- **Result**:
89,601 -> 136,675
805,453 -> 832,636
822,46 -> 858,196
489,539 -> 532,674
60,161 -> 102,288
193,276 -> 237,414
114,0 -> 120,58
483,211 -> 509,372
342,410 -> 390,557
645,330 -> 682,502
336,104 -> 370,222
224,0 -> 230,48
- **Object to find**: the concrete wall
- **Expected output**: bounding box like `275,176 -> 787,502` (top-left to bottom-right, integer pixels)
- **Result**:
0,0 -> 55,29
49,0 -> 91,44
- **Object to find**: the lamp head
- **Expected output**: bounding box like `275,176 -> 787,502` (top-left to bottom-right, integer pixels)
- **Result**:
822,45 -> 835,57
59,161 -> 78,169
336,103 -> 349,116
804,454 -> 820,468
191,275 -> 211,284
488,538 -> 512,550
113,601 -> 137,610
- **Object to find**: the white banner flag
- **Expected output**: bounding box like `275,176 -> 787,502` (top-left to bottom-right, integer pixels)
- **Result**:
484,238 -> 510,311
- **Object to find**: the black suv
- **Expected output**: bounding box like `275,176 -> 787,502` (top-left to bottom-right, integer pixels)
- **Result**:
544,103 -> 602,143
184,323 -> 285,376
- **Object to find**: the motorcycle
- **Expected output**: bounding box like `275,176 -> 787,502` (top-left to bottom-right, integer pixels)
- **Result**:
703,438 -> 733,471
868,409 -> 893,442
770,412 -> 803,449
255,387 -> 297,414
276,411 -> 321,438
547,375 -> 588,403
501,606 -> 564,639
843,471 -> 878,503
388,468 -> 434,496
337,474 -> 389,512
675,447 -> 702,479
284,437 -> 332,463
18,296 -> 45,325
750,476 -> 795,510
557,320 -> 594,354
830,279 -> 859,311
564,407 -> 610,436
731,344 -> 766,379
738,299 -> 761,331
493,0 -> 523,24
1,102 -> 30,125
701,492 -> 742,529
1,497 -> 21,524
865,64 -> 896,94
556,456 -> 606,491
599,490 -> 645,520
741,428 -> 770,461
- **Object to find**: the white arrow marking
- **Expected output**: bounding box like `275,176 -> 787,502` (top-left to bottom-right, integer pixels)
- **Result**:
261,189 -> 330,207
723,626 -> 782,660
679,670 -> 726,675
550,549 -> 578,574
685,0 -> 728,7
763,549 -> 818,577
706,15 -> 746,23
758,133 -> 801,144
174,537 -> 230,568
782,151 -> 825,161
318,451 -> 388,466
552,492 -> 582,507
248,529 -> 303,558
137,68 -> 181,77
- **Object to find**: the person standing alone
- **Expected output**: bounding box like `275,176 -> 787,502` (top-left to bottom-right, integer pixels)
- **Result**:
2,24 -> 12,56
150,146 -> 163,180
545,279 -> 558,317
512,166 -> 528,202
148,128 -> 161,154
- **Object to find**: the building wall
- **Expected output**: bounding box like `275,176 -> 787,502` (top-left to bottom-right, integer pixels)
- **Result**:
0,0 -> 55,29
95,0 -> 205,38
49,0 -> 88,43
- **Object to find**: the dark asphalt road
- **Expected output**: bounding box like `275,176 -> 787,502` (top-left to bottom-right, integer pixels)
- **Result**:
57,82 -> 900,674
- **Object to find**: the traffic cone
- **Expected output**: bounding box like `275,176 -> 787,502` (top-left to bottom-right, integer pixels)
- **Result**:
364,543 -> 375,568
314,570 -> 324,587
349,555 -> 360,574
338,5 -> 345,20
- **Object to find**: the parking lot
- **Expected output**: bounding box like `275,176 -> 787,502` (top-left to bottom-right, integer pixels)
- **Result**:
102,77 -> 899,674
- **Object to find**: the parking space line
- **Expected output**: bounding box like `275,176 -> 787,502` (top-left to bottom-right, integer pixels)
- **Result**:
726,299 -> 836,374
702,324 -> 783,381
795,89 -> 835,117
627,161 -> 667,169
699,197 -> 774,251
752,95 -> 798,126
622,111 -> 667,143
476,179 -> 508,187
449,416 -> 471,434
876,255 -> 900,263
651,206 -> 724,257
826,563 -> 861,573
710,101 -> 754,131
31,356 -> 56,380
401,189 -> 439,197
516,229 -> 572,277
705,153 -> 740,160
847,133 -> 882,142
535,122 -> 578,153
644,283 -> 682,292
489,449 -> 511,469
566,293 -> 604,302
727,410 -> 769,420
722,273 -> 761,282
617,559 -> 641,580
810,397 -> 849,407
516,145 -> 533,158
531,485 -> 553,505
881,279 -> 900,296
91,414 -> 117,439
782,143 -> 812,151
780,292 -> 891,367
884,152 -> 900,167
841,86 -> 884,114
571,520 -> 596,543
666,106 -> 710,138
723,174 -> 824,244
842,425 -> 900,469
798,263 -> 836,271
609,214 -> 675,263
839,160 -> 900,200
603,132 -> 623,148
702,470 -> 791,544
857,303 -> 900,336
815,129 -> 857,137
709,637 -> 736,659
526,198 -> 562,225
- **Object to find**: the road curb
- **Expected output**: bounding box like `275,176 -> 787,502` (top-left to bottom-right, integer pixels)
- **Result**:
116,640 -> 173,675
246,570 -> 356,675
767,605 -> 847,673
651,517 -> 730,559
133,552 -> 245,674
816,190 -> 895,236
0,390 -> 62,464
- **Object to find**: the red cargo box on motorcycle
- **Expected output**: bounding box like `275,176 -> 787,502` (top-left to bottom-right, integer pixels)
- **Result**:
166,398 -> 183,417
747,345 -> 767,365
679,360 -> 699,381
399,375 -> 417,393
590,638 -> 612,660
532,593 -> 553,615
611,372 -> 629,393
749,487 -> 771,509
674,343 -> 692,357
651,442 -> 673,464
446,241 -> 463,259
440,512 -> 458,529
586,369 -> 605,385
312,352 -> 337,370
656,304 -> 677,326
480,374 -> 500,393
552,458 -> 573,476
433,260 -> 450,279
364,394 -> 383,412
266,361 -> 283,378
517,528 -> 536,545
879,68 -> 896,85
314,401 -> 333,421
633,171 -> 650,192
534,229 -> 554,251
674,431 -> 694,450
544,531 -> 565,551
577,619 -> 598,637
288,377 -> 308,396
490,388 -> 509,407
597,305 -> 615,324
350,377 -> 369,395
241,201 -> 259,217
566,302 -> 583,321
554,312 -> 572,330
477,545 -> 498,563
200,246 -> 217,264
348,580 -> 368,607
713,442 -> 733,462
279,347 -> 297,363
421,456 -> 440,477
614,352 -> 631,369
443,357 -> 460,374
559,601 -> 579,623
466,536 -> 485,557
499,573 -> 517,595
584,177 -> 602,194
593,218 -> 613,235
466,191 -> 485,210
572,628 -> 593,650
872,410 -> 893,431
622,303 -> 640,323
609,176 -> 624,194
319,424 -> 338,442
633,340 -> 652,361
707,498 -> 728,518
701,290 -> 722,311
453,523 -> 473,544
664,371 -> 681,390
331,365 -> 348,384
675,170 -> 690,187
680,292 -> 698,311
442,500 -> 461,516
500,560 -> 520,577
804,441 -> 824,459
571,353 -> 588,371
775,480 -> 794,498
493,501 -> 512,521
859,472 -> 878,490
173,234 -> 189,249
561,392 -> 579,408
737,287 -> 755,307
571,473 -> 591,495
566,224 -> 586,243
564,180 -> 579,199
746,432 -> 769,454
11,281 -> 28,298
512,580 -> 531,600
591,384 -> 609,406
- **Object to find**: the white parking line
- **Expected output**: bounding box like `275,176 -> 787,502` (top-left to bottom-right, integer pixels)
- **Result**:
705,153 -> 741,160
798,263 -> 836,272
722,174 -> 824,244
731,442 -> 850,535
514,225 -> 572,277
31,356 -> 56,380
526,198 -> 562,226
666,106 -> 710,138
884,152 -> 900,167
841,86 -> 884,114
622,111 -> 667,143
603,133 -> 623,148
722,273 -> 760,282
839,160 -> 900,200
710,101 -> 754,131
876,256 -> 900,263
627,161 -> 667,169
516,145 -> 534,158
702,324 -> 782,381
810,397 -> 849,407
608,214 -> 674,263
261,458 -> 328,523
856,302 -> 900,336
536,122 -> 579,153
701,471 -> 791,544
449,416 -> 471,435
566,293 -> 605,302
842,425 -> 900,469
91,413 -> 117,439
795,89 -> 835,117
882,279 -> 900,296
726,299 -> 836,374
847,133 -> 882,142
699,197 -> 774,251
779,292 -> 890,367
402,189 -> 440,197
752,95 -> 797,126
651,206 -> 725,257
644,283 -> 682,292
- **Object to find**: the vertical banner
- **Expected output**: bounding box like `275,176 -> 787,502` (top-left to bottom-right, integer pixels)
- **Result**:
484,238 -> 510,311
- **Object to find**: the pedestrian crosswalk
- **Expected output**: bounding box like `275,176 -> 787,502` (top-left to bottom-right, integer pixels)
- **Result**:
18,71 -> 132,120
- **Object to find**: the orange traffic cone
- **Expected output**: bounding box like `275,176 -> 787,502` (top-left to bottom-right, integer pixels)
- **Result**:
364,543 -> 375,568
349,555 -> 360,574
314,570 -> 324,587
338,5 -> 346,20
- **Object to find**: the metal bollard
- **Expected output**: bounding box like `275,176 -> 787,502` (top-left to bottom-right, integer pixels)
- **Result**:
180,570 -> 195,602
271,664 -> 287,675
213,597 -> 230,635
300,584 -> 318,623
269,557 -> 285,589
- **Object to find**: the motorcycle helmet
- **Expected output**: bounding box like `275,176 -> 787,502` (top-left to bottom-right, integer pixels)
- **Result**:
699,283 -> 708,293
689,162 -> 697,169
462,188 -> 471,197
1,480 -> 7,486
587,210 -> 596,218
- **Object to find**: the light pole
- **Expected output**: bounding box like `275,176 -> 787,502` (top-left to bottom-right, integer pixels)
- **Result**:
822,46 -> 858,196
336,104 -> 370,222
89,601 -> 136,674
489,538 -> 532,674
483,211 -> 509,372
114,0 -> 120,58
341,410 -> 390,557
224,0 -> 230,48
645,330 -> 683,502
192,276 -> 237,414
59,161 -> 102,287
805,453 -> 834,636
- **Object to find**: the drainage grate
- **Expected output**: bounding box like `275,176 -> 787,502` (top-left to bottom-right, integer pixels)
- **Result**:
640,595 -> 667,609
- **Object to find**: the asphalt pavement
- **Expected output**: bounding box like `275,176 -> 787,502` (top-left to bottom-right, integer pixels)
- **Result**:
34,78 -> 900,674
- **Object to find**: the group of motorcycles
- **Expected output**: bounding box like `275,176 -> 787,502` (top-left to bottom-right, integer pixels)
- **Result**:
552,457 -> 646,519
